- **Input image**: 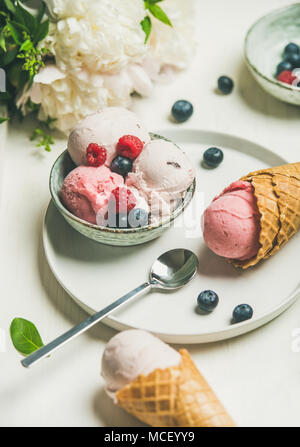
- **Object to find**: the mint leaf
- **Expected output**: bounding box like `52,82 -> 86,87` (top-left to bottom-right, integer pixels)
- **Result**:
33,18 -> 49,44
0,117 -> 9,124
148,3 -> 172,27
141,16 -> 152,43
10,318 -> 44,356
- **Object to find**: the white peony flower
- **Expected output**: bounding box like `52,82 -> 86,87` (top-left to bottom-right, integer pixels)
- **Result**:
44,0 -> 89,19
26,64 -> 108,133
21,0 -> 195,134
47,0 -> 147,74
148,0 -> 196,72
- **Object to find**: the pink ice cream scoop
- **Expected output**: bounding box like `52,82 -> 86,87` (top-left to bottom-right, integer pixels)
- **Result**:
202,181 -> 261,261
60,165 -> 124,224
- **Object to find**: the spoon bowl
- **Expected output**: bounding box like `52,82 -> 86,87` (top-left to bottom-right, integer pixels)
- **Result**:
151,249 -> 199,290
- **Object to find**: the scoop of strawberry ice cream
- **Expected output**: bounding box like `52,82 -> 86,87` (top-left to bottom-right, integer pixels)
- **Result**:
60,165 -> 124,224
202,181 -> 261,261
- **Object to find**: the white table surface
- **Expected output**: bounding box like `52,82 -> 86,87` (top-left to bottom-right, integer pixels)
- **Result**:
1,0 -> 300,428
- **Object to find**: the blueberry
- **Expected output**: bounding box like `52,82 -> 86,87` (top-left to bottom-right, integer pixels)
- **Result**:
171,100 -> 193,123
232,304 -> 253,323
197,290 -> 219,312
217,76 -> 234,94
284,42 -> 300,57
276,60 -> 293,76
128,208 -> 149,228
203,147 -> 224,168
284,52 -> 300,68
111,156 -> 132,177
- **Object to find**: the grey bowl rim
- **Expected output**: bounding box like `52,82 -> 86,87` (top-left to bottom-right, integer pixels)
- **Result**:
244,3 -> 300,94
49,134 -> 196,235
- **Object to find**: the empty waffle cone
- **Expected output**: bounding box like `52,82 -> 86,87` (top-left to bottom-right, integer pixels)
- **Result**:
231,162 -> 300,269
116,349 -> 235,427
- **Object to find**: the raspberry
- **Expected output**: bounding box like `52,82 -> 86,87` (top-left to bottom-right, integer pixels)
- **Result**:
110,187 -> 137,214
117,135 -> 144,160
277,70 -> 298,85
86,143 -> 107,167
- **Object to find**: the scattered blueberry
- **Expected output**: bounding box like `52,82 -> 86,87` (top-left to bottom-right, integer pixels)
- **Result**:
276,60 -> 293,76
284,42 -> 300,57
217,76 -> 234,94
232,304 -> 253,323
197,290 -> 219,312
111,155 -> 132,177
203,147 -> 224,168
128,208 -> 149,228
284,52 -> 300,68
171,100 -> 193,123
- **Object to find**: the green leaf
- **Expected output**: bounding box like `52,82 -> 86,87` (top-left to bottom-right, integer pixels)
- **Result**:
15,1 -> 37,34
10,318 -> 44,356
36,1 -> 46,24
33,18 -> 49,43
1,46 -> 18,65
20,39 -> 33,51
141,16 -> 152,43
148,3 -> 172,27
0,116 -> 9,123
0,31 -> 6,51
6,22 -> 21,44
4,0 -> 16,14
10,19 -> 30,34
0,91 -> 12,101
30,126 -> 55,152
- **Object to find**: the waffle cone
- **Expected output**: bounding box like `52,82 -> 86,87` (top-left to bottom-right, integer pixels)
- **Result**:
116,349 -> 235,427
231,162 -> 300,268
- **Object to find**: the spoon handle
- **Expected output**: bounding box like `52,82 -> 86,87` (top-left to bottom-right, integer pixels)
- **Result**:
21,282 -> 152,368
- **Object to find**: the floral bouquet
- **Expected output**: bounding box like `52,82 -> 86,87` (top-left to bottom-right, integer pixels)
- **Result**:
0,0 -> 195,150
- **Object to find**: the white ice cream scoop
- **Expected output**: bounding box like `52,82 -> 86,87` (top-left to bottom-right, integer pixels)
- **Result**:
101,330 -> 181,396
67,107 -> 151,167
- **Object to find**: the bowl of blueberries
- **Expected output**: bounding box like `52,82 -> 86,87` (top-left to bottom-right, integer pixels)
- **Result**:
245,3 -> 300,105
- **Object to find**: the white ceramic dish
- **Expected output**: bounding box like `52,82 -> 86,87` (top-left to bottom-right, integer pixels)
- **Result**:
43,129 -> 300,344
245,4 -> 300,106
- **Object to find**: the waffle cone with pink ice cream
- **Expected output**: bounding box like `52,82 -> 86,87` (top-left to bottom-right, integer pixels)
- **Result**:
101,330 -> 235,427
202,162 -> 300,269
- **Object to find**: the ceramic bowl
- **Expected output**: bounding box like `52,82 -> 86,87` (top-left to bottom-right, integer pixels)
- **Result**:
245,4 -> 300,105
49,134 -> 196,247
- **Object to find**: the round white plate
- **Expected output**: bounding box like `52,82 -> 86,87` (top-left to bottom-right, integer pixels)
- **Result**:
43,129 -> 300,344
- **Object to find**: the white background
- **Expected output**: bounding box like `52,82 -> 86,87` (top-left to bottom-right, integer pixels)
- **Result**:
1,0 -> 300,427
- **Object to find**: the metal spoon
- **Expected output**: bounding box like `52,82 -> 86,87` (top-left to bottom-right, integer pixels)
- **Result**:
22,248 -> 198,368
